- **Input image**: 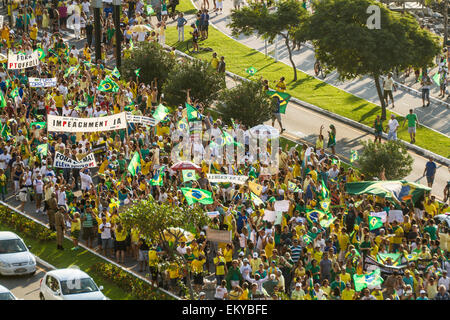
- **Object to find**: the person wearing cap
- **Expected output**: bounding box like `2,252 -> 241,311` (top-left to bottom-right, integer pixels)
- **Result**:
291,282 -> 306,300
198,291 -> 207,300
250,252 -> 262,276
240,257 -> 252,279
213,249 -> 227,284
417,289 -> 429,300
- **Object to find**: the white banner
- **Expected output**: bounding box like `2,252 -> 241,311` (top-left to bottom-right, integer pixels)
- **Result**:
53,152 -> 97,169
263,210 -> 277,222
206,174 -> 249,185
126,113 -> 156,126
387,210 -> 404,223
8,51 -> 40,70
0,16 -> 3,29
370,211 -> 387,223
206,228 -> 232,243
47,112 -> 127,132
274,200 -> 290,212
29,77 -> 57,88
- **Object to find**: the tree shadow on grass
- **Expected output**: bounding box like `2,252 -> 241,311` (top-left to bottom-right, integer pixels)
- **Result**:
357,105 -> 380,123
313,81 -> 327,91
289,77 -> 310,89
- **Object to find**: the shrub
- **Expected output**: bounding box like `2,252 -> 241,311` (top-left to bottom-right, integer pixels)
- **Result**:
90,262 -> 175,300
0,206 -> 56,241
216,79 -> 273,127
120,42 -> 177,91
162,59 -> 226,106
358,140 -> 413,180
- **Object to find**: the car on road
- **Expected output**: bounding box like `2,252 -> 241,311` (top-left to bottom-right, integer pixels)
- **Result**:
0,231 -> 36,276
0,284 -> 18,300
39,268 -> 108,300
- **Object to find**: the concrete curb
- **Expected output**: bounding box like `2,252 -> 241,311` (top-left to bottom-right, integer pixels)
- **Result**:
35,256 -> 57,271
0,201 -> 181,301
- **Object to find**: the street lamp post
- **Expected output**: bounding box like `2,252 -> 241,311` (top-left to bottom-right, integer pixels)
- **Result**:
92,0 -> 102,63
444,0 -> 449,48
113,0 -> 122,67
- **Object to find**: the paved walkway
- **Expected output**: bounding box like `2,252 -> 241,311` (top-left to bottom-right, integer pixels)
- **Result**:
187,0 -> 450,137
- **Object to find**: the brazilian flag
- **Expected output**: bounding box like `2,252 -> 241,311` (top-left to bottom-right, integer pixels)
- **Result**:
98,76 -> 119,93
245,66 -> 257,76
111,67 -> 121,79
182,169 -> 196,182
319,216 -> 336,228
1,123 -> 11,140
0,90 -> 6,108
146,4 -> 154,15
288,181 -> 301,192
176,117 -> 188,132
266,90 -> 291,114
186,102 -> 202,122
35,48 -> 46,60
30,122 -> 46,130
368,215 -> 383,231
350,150 -> 359,163
181,187 -> 214,205
153,104 -> 169,123
127,151 -> 141,176
250,192 -> 264,207
10,88 -> 19,99
306,210 -> 326,225
320,200 -> 330,212
150,165 -> 165,186
64,64 -> 80,78
37,143 -> 48,157
134,68 -> 141,77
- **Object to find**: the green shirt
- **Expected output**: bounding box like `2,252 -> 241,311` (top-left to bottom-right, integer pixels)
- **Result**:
406,113 -> 418,128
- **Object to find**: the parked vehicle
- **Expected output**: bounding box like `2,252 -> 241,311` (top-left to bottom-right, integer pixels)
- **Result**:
0,232 -> 36,276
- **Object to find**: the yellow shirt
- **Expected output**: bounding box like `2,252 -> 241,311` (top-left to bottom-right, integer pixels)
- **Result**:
372,290 -> 384,300
29,26 -> 38,40
239,289 -> 249,300
168,263 -> 179,279
223,247 -> 233,263
211,57 -> 219,69
214,256 -> 226,275
338,232 -> 349,251
115,229 -> 127,242
148,249 -> 159,267
191,258 -> 206,274
71,218 -> 81,232
340,272 -> 351,284
341,288 -> 355,300
53,94 -> 64,108
276,81 -> 286,92
264,241 -> 275,260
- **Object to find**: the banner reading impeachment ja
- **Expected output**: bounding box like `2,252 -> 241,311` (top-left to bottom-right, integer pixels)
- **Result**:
48,112 -> 127,132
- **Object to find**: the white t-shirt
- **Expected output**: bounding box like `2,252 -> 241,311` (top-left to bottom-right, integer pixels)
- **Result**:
33,179 -> 44,194
214,286 -> 227,299
388,119 -> 399,132
383,77 -> 394,91
80,171 -> 93,190
99,222 -> 112,239
0,153 -> 11,170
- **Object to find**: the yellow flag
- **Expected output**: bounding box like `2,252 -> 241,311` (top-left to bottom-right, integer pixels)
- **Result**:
248,181 -> 263,196
98,159 -> 109,174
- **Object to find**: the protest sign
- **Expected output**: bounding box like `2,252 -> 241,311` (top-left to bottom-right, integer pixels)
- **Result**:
387,210 -> 404,223
91,143 -> 107,155
274,200 -> 290,212
370,211 -> 387,223
206,174 -> 249,185
206,228 -> 232,243
53,152 -> 97,169
29,77 -> 57,88
48,112 -> 127,132
263,210 -> 277,223
275,212 -> 283,225
8,51 -> 40,70
126,113 -> 157,126
207,211 -> 220,219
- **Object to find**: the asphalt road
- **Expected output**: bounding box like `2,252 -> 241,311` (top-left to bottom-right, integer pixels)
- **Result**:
0,264 -> 49,300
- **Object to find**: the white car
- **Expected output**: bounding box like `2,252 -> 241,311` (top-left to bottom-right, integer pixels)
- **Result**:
0,284 -> 18,300
40,268 -> 108,300
0,231 -> 36,276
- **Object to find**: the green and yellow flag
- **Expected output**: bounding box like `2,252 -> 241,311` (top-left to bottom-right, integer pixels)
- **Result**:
10,88 -> 19,99
134,68 -> 141,77
368,215 -> 383,231
288,181 -> 301,192
35,48 -> 46,60
350,150 -> 359,163
150,165 -> 165,186
111,67 -> 121,79
30,122 -> 46,130
37,143 -> 48,157
153,104 -> 169,123
250,192 -> 264,207
353,269 -> 383,292
266,90 -> 291,114
127,151 -> 141,176
0,90 -> 6,108
245,66 -> 257,76
182,169 -> 196,182
64,64 -> 79,78
98,76 -> 120,93
181,187 -> 214,205
186,102 -> 202,122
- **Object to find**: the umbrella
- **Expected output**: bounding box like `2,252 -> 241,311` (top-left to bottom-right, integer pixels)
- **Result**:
170,161 -> 202,172
128,24 -> 153,34
163,227 -> 195,243
250,124 -> 279,137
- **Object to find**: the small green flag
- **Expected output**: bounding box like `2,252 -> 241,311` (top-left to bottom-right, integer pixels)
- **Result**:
152,104 -> 169,123
0,91 -> 7,108
64,64 -> 80,78
181,187 -> 214,205
134,68 -> 140,77
186,102 -> 202,122
182,169 -> 196,182
10,88 -> 19,99
266,90 -> 291,114
130,39 -> 135,50
353,269 -> 383,292
288,181 -> 301,192
128,151 -> 141,176
369,215 -> 383,231
432,72 -> 440,86
319,216 -> 336,228
146,4 -> 154,15
30,122 -> 46,130
37,143 -> 48,157
321,179 -> 330,200
1,123 -> 10,140
245,67 -> 257,76
98,76 -> 120,93
35,48 -> 46,60
350,150 -> 359,163
112,67 -> 121,79
150,165 -> 166,186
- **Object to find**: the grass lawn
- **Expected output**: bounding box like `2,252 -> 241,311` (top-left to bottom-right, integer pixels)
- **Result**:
165,26 -> 450,159
177,0 -> 198,14
0,223 -> 135,300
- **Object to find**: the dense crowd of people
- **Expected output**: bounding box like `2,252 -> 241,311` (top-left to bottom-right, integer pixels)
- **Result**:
0,0 -> 448,301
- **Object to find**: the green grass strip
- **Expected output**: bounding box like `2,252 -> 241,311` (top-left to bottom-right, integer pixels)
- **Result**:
165,26 -> 450,158
176,0 -> 198,14
0,222 -> 134,300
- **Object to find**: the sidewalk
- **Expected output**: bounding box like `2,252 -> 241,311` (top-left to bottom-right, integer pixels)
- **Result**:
188,0 -> 450,137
